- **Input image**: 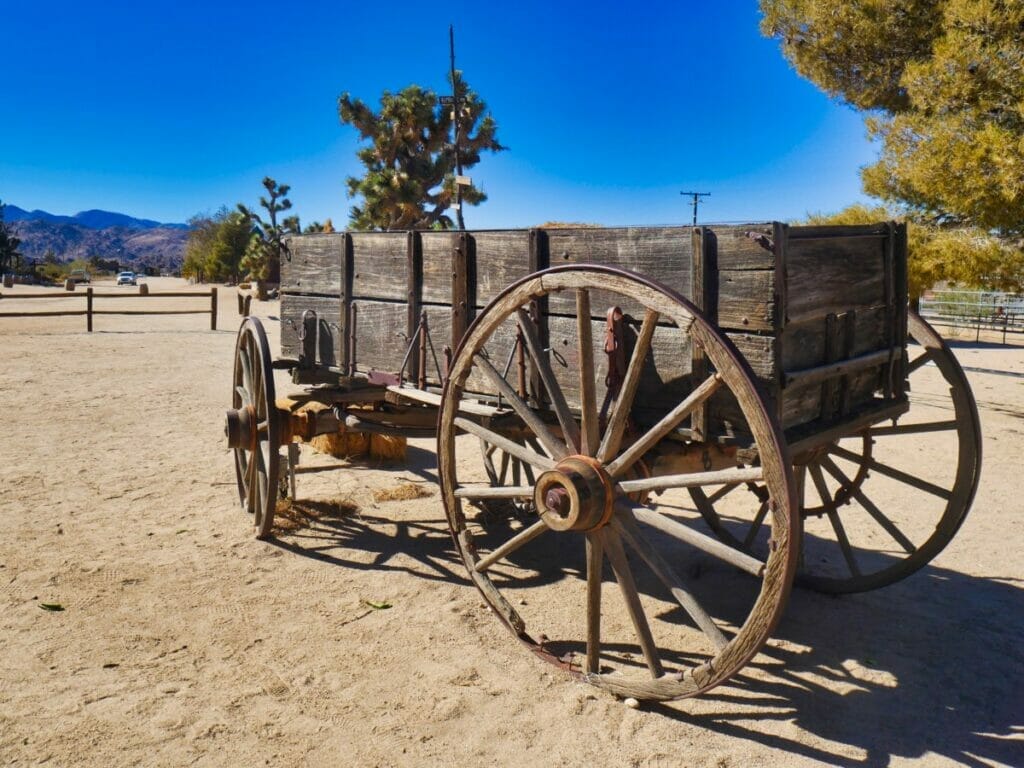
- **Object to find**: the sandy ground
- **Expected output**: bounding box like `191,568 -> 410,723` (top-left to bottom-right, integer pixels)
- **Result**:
1,277 -> 1022,767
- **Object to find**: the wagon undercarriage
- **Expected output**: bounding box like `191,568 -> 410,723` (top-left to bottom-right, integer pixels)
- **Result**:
225,223 -> 981,702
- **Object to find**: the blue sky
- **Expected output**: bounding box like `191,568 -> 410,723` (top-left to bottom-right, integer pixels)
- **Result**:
1,1 -> 876,228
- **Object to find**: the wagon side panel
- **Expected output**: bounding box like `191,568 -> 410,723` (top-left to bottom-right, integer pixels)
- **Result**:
279,234 -> 347,367
779,223 -> 908,438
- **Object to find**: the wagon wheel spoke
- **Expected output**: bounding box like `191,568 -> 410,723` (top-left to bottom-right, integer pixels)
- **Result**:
245,447 -> 258,513
829,444 -> 952,500
252,351 -> 265,418
708,482 -> 741,504
475,353 -> 567,460
617,466 -> 763,494
819,455 -> 916,554
606,373 -> 722,479
628,504 -> 765,578
613,511 -> 728,651
472,519 -> 549,573
576,289 -> 600,457
597,309 -> 659,464
497,446 -> 510,485
602,527 -> 664,678
906,349 -> 932,374
808,463 -> 860,577
869,420 -> 958,437
481,439 -> 498,482
515,308 -> 581,451
585,532 -> 603,674
454,417 -> 555,471
455,485 -> 535,500
234,385 -> 251,407
252,446 -> 267,525
239,344 -> 253,394
743,498 -> 770,549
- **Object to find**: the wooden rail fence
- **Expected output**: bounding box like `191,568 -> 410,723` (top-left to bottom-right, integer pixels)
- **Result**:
0,287 -> 219,331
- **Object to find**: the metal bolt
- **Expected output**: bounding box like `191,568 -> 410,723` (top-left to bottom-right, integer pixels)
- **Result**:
545,487 -> 571,518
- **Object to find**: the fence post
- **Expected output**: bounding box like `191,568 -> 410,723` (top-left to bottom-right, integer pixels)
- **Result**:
210,287 -> 218,331
87,287 -> 93,332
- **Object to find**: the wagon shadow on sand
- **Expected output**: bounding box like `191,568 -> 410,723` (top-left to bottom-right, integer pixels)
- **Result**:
648,560 -> 1024,767
260,438 -> 1022,767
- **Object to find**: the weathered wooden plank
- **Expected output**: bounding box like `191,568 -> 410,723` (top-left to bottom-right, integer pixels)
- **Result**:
893,222 -> 909,398
420,232 -> 455,305
547,314 -> 694,415
350,232 -> 409,301
471,231 -> 533,307
706,224 -> 776,270
785,234 -> 887,324
780,306 -> 888,371
544,227 -> 693,317
716,269 -> 774,331
691,227 -> 712,440
280,294 -> 344,367
452,233 -> 474,349
778,366 -> 883,432
348,300 -> 410,375
725,332 -> 775,379
789,223 -> 891,239
281,235 -> 344,295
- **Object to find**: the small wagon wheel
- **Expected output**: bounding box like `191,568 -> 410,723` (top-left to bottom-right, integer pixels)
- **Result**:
438,266 -> 799,701
226,317 -> 280,539
692,310 -> 982,594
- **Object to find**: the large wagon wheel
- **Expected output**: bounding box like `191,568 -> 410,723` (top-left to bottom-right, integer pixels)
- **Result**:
438,266 -> 799,701
226,317 -> 280,539
692,310 -> 981,594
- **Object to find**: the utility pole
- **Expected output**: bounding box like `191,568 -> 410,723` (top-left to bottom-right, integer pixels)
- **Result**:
449,25 -> 465,230
680,191 -> 710,226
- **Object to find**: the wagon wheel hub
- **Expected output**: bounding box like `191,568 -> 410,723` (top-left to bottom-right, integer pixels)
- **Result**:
534,456 -> 616,532
224,405 -> 258,451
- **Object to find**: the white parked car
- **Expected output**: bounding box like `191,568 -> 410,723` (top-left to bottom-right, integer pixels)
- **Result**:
116,271 -> 137,286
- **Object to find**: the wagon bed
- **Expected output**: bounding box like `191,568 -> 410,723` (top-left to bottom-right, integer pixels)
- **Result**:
225,222 -> 980,702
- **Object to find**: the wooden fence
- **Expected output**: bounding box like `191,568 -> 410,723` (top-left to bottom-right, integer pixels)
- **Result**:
0,287 -> 219,331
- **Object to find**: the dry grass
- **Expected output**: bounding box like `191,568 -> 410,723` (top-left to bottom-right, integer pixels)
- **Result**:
273,497 -> 360,531
372,482 -> 433,503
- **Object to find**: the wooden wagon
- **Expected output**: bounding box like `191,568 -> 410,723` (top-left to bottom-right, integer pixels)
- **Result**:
224,223 -> 981,702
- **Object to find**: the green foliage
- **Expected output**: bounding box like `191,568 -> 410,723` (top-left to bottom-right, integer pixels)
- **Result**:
760,0 -> 940,112
88,255 -> 121,274
208,212 -> 252,284
805,204 -> 1024,298
182,208 -> 252,283
339,71 -> 505,230
238,177 -> 293,284
761,0 -> 1024,287
0,199 -> 23,275
860,1 -> 1024,235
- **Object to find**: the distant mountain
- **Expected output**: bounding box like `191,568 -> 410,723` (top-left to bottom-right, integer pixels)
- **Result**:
3,204 -> 188,230
5,205 -> 190,271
